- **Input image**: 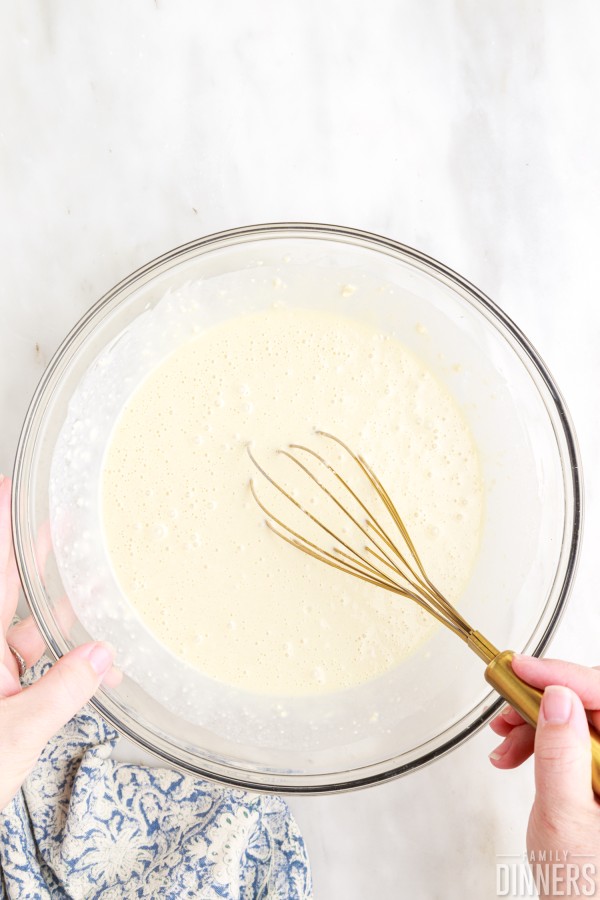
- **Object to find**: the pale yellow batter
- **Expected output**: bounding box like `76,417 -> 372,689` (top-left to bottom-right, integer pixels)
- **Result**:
101,306 -> 482,696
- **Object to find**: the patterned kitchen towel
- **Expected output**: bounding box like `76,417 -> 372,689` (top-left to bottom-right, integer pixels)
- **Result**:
0,661 -> 312,900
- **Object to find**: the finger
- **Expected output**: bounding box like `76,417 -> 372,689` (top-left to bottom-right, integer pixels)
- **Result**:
102,664 -> 123,689
5,616 -> 47,668
588,709 -> 600,734
11,642 -> 115,757
490,715 -> 514,737
489,722 -> 536,769
6,583 -> 81,670
1,644 -> 21,684
500,705 -> 526,727
5,622 -> 122,690
489,703 -> 527,736
0,476 -> 21,630
7,600 -> 120,688
533,685 -> 594,822
0,661 -> 21,698
512,655 -> 600,708
53,592 -> 77,635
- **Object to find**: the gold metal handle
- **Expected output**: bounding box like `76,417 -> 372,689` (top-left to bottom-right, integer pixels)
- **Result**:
485,650 -> 600,797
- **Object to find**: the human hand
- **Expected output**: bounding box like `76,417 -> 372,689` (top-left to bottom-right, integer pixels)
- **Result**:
0,473 -> 116,812
489,654 -> 600,898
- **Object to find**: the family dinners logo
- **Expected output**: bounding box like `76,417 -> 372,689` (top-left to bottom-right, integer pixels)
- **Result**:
496,851 -> 596,897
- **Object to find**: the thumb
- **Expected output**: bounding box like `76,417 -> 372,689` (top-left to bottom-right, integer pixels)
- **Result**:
533,685 -> 593,822
15,642 -> 115,757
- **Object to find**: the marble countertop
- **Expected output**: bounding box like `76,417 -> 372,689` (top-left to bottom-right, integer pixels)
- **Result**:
2,3 -> 599,898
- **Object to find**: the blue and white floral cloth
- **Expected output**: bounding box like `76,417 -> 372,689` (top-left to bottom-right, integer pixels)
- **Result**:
0,661 -> 312,900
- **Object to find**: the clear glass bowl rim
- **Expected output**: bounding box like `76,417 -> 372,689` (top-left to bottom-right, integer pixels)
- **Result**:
11,222 -> 583,794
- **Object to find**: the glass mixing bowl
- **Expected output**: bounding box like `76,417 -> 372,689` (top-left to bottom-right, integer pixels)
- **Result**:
12,223 -> 582,793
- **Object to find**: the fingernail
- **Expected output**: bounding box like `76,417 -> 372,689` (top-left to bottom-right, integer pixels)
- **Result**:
489,743 -> 507,761
501,706 -> 512,716
540,685 -> 572,725
86,642 -> 115,676
511,653 -> 533,665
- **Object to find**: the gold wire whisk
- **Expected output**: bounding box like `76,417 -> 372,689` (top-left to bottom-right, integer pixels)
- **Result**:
248,430 -> 600,795
248,431 -> 475,647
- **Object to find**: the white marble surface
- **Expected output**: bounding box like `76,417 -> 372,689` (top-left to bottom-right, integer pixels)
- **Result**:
2,2 -> 600,897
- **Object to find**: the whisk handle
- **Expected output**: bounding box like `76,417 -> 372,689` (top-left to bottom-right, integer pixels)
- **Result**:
485,650 -> 600,798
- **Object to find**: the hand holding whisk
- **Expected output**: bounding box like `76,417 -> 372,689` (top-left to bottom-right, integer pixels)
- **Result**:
248,430 -> 600,796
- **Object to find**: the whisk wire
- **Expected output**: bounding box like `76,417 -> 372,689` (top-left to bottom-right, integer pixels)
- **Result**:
282,445 -> 414,581
315,432 -> 437,587
251,484 -> 465,635
320,432 -> 435,583
249,479 -> 395,590
315,432 -> 473,636
248,433 -> 475,641
247,449 -> 401,589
